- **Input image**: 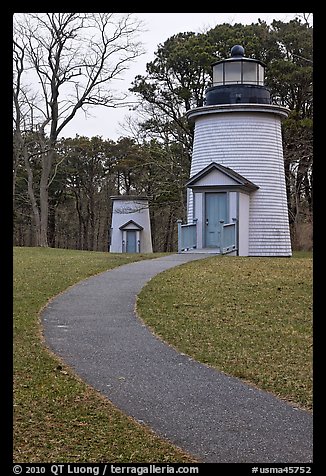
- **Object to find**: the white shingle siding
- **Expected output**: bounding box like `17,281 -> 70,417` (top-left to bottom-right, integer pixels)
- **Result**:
188,110 -> 292,256
238,193 -> 249,256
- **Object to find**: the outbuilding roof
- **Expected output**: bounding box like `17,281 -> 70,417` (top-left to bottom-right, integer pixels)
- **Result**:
119,220 -> 144,231
186,162 -> 259,192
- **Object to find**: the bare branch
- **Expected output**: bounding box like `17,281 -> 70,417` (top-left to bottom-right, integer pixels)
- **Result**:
13,12 -> 144,246
48,156 -> 67,188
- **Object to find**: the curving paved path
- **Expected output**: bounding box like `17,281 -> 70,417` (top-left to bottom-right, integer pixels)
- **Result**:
42,254 -> 313,463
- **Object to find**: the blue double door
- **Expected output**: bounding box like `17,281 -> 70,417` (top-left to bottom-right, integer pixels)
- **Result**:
205,192 -> 227,248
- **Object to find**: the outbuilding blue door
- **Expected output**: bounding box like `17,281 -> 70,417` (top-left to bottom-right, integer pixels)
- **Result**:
126,230 -> 137,253
205,192 -> 227,248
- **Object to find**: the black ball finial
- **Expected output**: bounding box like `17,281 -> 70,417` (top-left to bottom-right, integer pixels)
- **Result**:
231,45 -> 245,57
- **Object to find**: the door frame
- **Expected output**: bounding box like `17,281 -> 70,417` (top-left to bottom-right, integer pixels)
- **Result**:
126,230 -> 137,253
121,229 -> 141,253
204,191 -> 228,248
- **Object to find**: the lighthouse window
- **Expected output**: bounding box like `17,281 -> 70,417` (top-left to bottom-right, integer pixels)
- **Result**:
212,63 -> 223,85
242,62 -> 258,84
224,61 -> 241,84
258,64 -> 264,85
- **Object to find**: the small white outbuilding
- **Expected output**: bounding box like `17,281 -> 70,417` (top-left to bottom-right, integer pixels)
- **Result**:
109,196 -> 153,253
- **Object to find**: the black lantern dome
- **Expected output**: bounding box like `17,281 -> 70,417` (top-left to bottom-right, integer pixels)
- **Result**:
230,44 -> 245,57
205,45 -> 271,105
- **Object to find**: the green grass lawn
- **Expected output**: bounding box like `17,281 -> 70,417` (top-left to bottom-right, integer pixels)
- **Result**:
136,252 -> 313,410
13,246 -> 195,463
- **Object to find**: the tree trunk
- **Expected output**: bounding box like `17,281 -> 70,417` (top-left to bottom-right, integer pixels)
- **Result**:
39,149 -> 54,247
164,206 -> 173,252
23,150 -> 41,246
48,205 -> 56,247
74,190 -> 84,250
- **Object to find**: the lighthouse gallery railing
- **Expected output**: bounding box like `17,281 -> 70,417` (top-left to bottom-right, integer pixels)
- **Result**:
220,219 -> 237,254
177,220 -> 197,252
177,218 -> 237,254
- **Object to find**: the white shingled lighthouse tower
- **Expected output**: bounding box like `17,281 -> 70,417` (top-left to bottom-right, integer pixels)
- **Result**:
178,45 -> 292,256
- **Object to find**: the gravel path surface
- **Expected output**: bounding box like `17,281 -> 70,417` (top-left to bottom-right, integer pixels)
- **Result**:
42,253 -> 313,463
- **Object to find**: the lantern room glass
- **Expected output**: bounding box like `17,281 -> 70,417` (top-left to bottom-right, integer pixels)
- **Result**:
212,60 -> 265,86
212,63 -> 223,86
224,61 -> 241,84
258,64 -> 264,85
242,61 -> 257,84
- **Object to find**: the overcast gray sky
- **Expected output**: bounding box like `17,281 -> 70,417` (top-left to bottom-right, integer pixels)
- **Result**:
60,12 -> 309,141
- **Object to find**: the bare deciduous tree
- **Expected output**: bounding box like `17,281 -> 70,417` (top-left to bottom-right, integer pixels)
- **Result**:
13,12 -> 144,246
